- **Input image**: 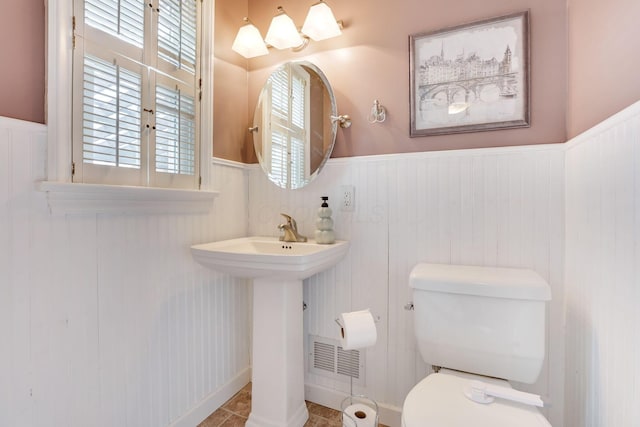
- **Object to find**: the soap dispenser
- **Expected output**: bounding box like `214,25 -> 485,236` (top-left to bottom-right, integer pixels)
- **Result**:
315,196 -> 335,244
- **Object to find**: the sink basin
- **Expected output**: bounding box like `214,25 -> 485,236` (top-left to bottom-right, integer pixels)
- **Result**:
190,235 -> 349,427
191,236 -> 349,279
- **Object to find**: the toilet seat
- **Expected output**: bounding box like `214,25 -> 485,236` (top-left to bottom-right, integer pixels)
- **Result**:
402,369 -> 551,427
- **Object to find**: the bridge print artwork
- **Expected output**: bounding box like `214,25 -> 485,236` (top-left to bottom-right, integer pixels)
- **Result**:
410,11 -> 530,137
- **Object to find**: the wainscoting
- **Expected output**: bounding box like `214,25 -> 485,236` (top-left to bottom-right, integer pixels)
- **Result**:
0,117 -> 251,427
564,101 -> 640,427
13,103 -> 640,427
248,144 -> 566,427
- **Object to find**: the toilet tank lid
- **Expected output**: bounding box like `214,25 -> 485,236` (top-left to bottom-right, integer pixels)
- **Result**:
409,263 -> 551,301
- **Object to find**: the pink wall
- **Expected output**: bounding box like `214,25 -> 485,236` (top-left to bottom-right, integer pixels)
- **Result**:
213,0 -> 252,160
241,0 -> 567,162
0,0 -> 45,124
567,0 -> 640,138
10,0 -> 640,160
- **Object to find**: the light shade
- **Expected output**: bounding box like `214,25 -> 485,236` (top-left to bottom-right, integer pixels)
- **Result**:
265,8 -> 304,50
232,21 -> 268,58
301,1 -> 342,41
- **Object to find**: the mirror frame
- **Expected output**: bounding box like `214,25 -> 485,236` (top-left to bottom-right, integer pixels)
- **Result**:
252,61 -> 338,189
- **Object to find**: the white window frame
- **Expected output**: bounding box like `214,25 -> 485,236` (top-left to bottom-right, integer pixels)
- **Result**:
45,0 -> 213,193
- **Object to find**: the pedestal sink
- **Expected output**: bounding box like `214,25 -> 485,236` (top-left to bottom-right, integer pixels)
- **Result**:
191,236 -> 349,427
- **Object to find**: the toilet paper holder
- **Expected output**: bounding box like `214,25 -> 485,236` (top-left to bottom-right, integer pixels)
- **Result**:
335,311 -> 381,426
341,394 -> 379,427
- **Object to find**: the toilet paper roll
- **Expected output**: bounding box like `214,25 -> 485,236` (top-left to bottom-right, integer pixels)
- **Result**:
339,309 -> 377,350
342,403 -> 377,427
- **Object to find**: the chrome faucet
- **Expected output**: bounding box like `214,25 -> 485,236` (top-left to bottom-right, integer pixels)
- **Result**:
278,213 -> 307,242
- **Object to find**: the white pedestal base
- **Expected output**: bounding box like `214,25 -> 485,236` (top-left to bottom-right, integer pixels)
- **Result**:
246,278 -> 309,427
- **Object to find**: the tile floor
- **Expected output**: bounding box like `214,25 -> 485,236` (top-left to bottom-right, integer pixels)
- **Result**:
198,383 -> 388,427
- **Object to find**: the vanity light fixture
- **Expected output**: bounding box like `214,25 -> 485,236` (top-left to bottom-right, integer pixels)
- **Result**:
301,1 -> 342,41
232,2 -> 344,59
265,6 -> 305,50
231,17 -> 269,58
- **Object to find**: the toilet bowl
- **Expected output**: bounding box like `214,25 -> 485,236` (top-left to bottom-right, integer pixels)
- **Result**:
402,369 -> 551,427
403,263 -> 552,426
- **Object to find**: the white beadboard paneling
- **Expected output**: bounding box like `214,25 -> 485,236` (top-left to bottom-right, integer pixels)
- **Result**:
633,114 -> 640,427
547,148 -> 566,426
386,156 -> 426,417
564,102 -> 640,427
249,144 -> 565,427
64,214 -> 101,424
0,117 -> 251,427
386,148 -> 564,421
19,103 -> 640,427
349,159 -> 389,401
0,119 -> 47,427
482,155 -> 499,266
0,126 -> 10,427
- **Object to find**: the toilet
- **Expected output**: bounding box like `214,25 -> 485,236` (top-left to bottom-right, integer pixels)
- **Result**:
402,263 -> 552,427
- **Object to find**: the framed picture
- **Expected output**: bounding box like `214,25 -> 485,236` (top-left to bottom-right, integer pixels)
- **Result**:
409,11 -> 530,137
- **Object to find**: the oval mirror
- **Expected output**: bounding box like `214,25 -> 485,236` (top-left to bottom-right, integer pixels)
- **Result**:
252,61 -> 338,189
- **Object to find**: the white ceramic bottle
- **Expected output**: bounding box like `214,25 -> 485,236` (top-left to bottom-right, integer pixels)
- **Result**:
315,196 -> 335,244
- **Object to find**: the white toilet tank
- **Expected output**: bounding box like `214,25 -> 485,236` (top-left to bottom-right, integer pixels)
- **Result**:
409,263 -> 551,384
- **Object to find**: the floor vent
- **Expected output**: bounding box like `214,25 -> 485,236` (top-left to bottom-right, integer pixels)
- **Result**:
309,335 -> 364,384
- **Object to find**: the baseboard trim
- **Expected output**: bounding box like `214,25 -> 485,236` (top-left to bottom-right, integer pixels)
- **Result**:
170,367 -> 251,427
304,383 -> 402,427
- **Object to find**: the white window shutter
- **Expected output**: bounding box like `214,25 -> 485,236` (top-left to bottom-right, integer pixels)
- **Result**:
155,85 -> 196,175
84,0 -> 145,48
82,54 -> 142,169
73,0 -> 200,188
158,0 -> 197,73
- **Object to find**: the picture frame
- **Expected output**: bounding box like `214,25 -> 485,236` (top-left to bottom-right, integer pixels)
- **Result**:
409,11 -> 530,137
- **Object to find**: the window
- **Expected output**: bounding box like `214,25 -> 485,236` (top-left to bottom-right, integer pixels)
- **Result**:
72,0 -> 202,189
265,64 -> 310,190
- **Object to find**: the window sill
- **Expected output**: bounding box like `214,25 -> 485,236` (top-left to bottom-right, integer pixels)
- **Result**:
36,181 -> 219,215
